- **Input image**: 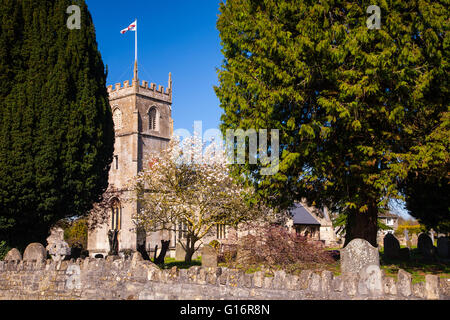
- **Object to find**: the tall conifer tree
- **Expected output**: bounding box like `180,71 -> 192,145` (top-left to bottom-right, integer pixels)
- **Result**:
215,0 -> 448,246
0,0 -> 114,249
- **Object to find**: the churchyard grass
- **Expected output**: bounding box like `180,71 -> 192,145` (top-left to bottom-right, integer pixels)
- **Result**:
161,257 -> 202,269
380,248 -> 450,284
214,246 -> 449,284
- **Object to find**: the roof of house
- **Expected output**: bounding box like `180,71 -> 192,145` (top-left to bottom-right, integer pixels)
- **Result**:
291,203 -> 321,225
378,212 -> 399,219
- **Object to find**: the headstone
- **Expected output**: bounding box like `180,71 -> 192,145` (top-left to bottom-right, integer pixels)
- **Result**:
340,239 -> 380,275
201,245 -> 218,268
23,243 -> 47,262
383,233 -> 400,259
418,233 -> 434,258
403,229 -> 411,249
4,248 -> 22,261
175,243 -> 186,261
404,229 -> 410,243
429,229 -> 435,245
46,227 -> 71,262
411,233 -> 418,247
437,236 -> 449,259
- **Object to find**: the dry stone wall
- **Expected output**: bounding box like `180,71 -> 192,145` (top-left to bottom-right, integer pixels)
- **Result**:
0,253 -> 448,300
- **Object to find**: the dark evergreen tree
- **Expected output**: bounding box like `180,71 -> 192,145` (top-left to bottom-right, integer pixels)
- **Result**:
215,0 -> 449,246
0,0 -> 114,249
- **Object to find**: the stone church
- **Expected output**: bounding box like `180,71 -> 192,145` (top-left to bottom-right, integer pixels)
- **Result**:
87,63 -> 177,257
87,64 -> 340,259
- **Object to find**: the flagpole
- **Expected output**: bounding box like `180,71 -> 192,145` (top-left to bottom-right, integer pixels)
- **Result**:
133,19 -> 138,82
135,18 -> 138,63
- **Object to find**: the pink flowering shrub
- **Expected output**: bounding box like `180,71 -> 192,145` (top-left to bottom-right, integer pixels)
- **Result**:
232,224 -> 334,271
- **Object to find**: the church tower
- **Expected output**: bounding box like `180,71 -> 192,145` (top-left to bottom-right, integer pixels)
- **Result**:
87,64 -> 174,257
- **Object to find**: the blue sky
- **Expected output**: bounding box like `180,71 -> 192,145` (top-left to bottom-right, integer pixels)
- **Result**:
86,0 -> 223,133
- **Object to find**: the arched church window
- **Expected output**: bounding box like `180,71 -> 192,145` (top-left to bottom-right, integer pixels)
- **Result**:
111,199 -> 121,231
148,107 -> 158,131
217,224 -> 227,239
113,108 -> 122,130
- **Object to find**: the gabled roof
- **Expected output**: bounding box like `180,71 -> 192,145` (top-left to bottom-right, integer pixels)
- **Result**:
291,203 -> 321,225
378,212 -> 399,218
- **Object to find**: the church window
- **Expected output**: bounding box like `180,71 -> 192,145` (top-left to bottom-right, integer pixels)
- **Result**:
148,107 -> 158,131
114,155 -> 118,170
113,108 -> 122,130
178,221 -> 187,240
111,199 -> 121,231
217,224 -> 227,239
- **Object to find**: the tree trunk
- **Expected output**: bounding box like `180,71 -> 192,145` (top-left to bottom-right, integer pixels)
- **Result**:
184,235 -> 197,263
344,202 -> 378,247
154,240 -> 170,265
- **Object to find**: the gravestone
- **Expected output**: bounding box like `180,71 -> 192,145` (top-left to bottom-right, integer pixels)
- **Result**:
4,248 -> 22,261
404,229 -> 412,249
46,227 -> 71,262
437,236 -> 449,259
383,233 -> 400,259
201,245 -> 218,268
23,243 -> 47,262
418,233 -> 434,258
411,233 -> 418,247
175,243 -> 186,261
429,229 -> 435,245
340,239 -> 380,275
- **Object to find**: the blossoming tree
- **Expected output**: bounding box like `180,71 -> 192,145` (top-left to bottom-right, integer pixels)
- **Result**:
130,135 -> 263,262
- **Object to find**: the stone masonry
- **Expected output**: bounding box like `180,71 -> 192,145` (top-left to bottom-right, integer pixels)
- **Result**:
87,66 -> 175,257
0,254 -> 448,300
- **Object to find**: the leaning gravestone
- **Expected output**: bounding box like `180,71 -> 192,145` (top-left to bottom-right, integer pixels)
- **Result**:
383,233 -> 400,259
175,243 -> 186,261
4,248 -> 22,262
23,243 -> 47,262
340,239 -> 380,275
201,245 -> 218,268
437,236 -> 449,259
46,227 -> 71,262
418,233 -> 434,258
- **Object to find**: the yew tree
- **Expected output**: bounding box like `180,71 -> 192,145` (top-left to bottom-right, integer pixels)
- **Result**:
0,0 -> 115,249
215,0 -> 449,246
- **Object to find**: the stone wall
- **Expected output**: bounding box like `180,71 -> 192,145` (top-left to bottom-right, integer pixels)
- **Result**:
0,254 -> 448,300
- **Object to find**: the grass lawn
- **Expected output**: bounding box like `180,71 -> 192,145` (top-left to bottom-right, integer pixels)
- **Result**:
379,248 -> 450,284
155,256 -> 202,269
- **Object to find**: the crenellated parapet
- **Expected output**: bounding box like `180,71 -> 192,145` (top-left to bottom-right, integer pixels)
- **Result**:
107,73 -> 172,103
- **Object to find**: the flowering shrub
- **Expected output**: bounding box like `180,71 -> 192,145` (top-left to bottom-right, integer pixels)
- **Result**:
130,135 -> 265,262
235,224 -> 334,272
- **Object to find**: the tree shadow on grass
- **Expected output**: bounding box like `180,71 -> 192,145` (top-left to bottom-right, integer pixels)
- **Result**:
380,248 -> 450,282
